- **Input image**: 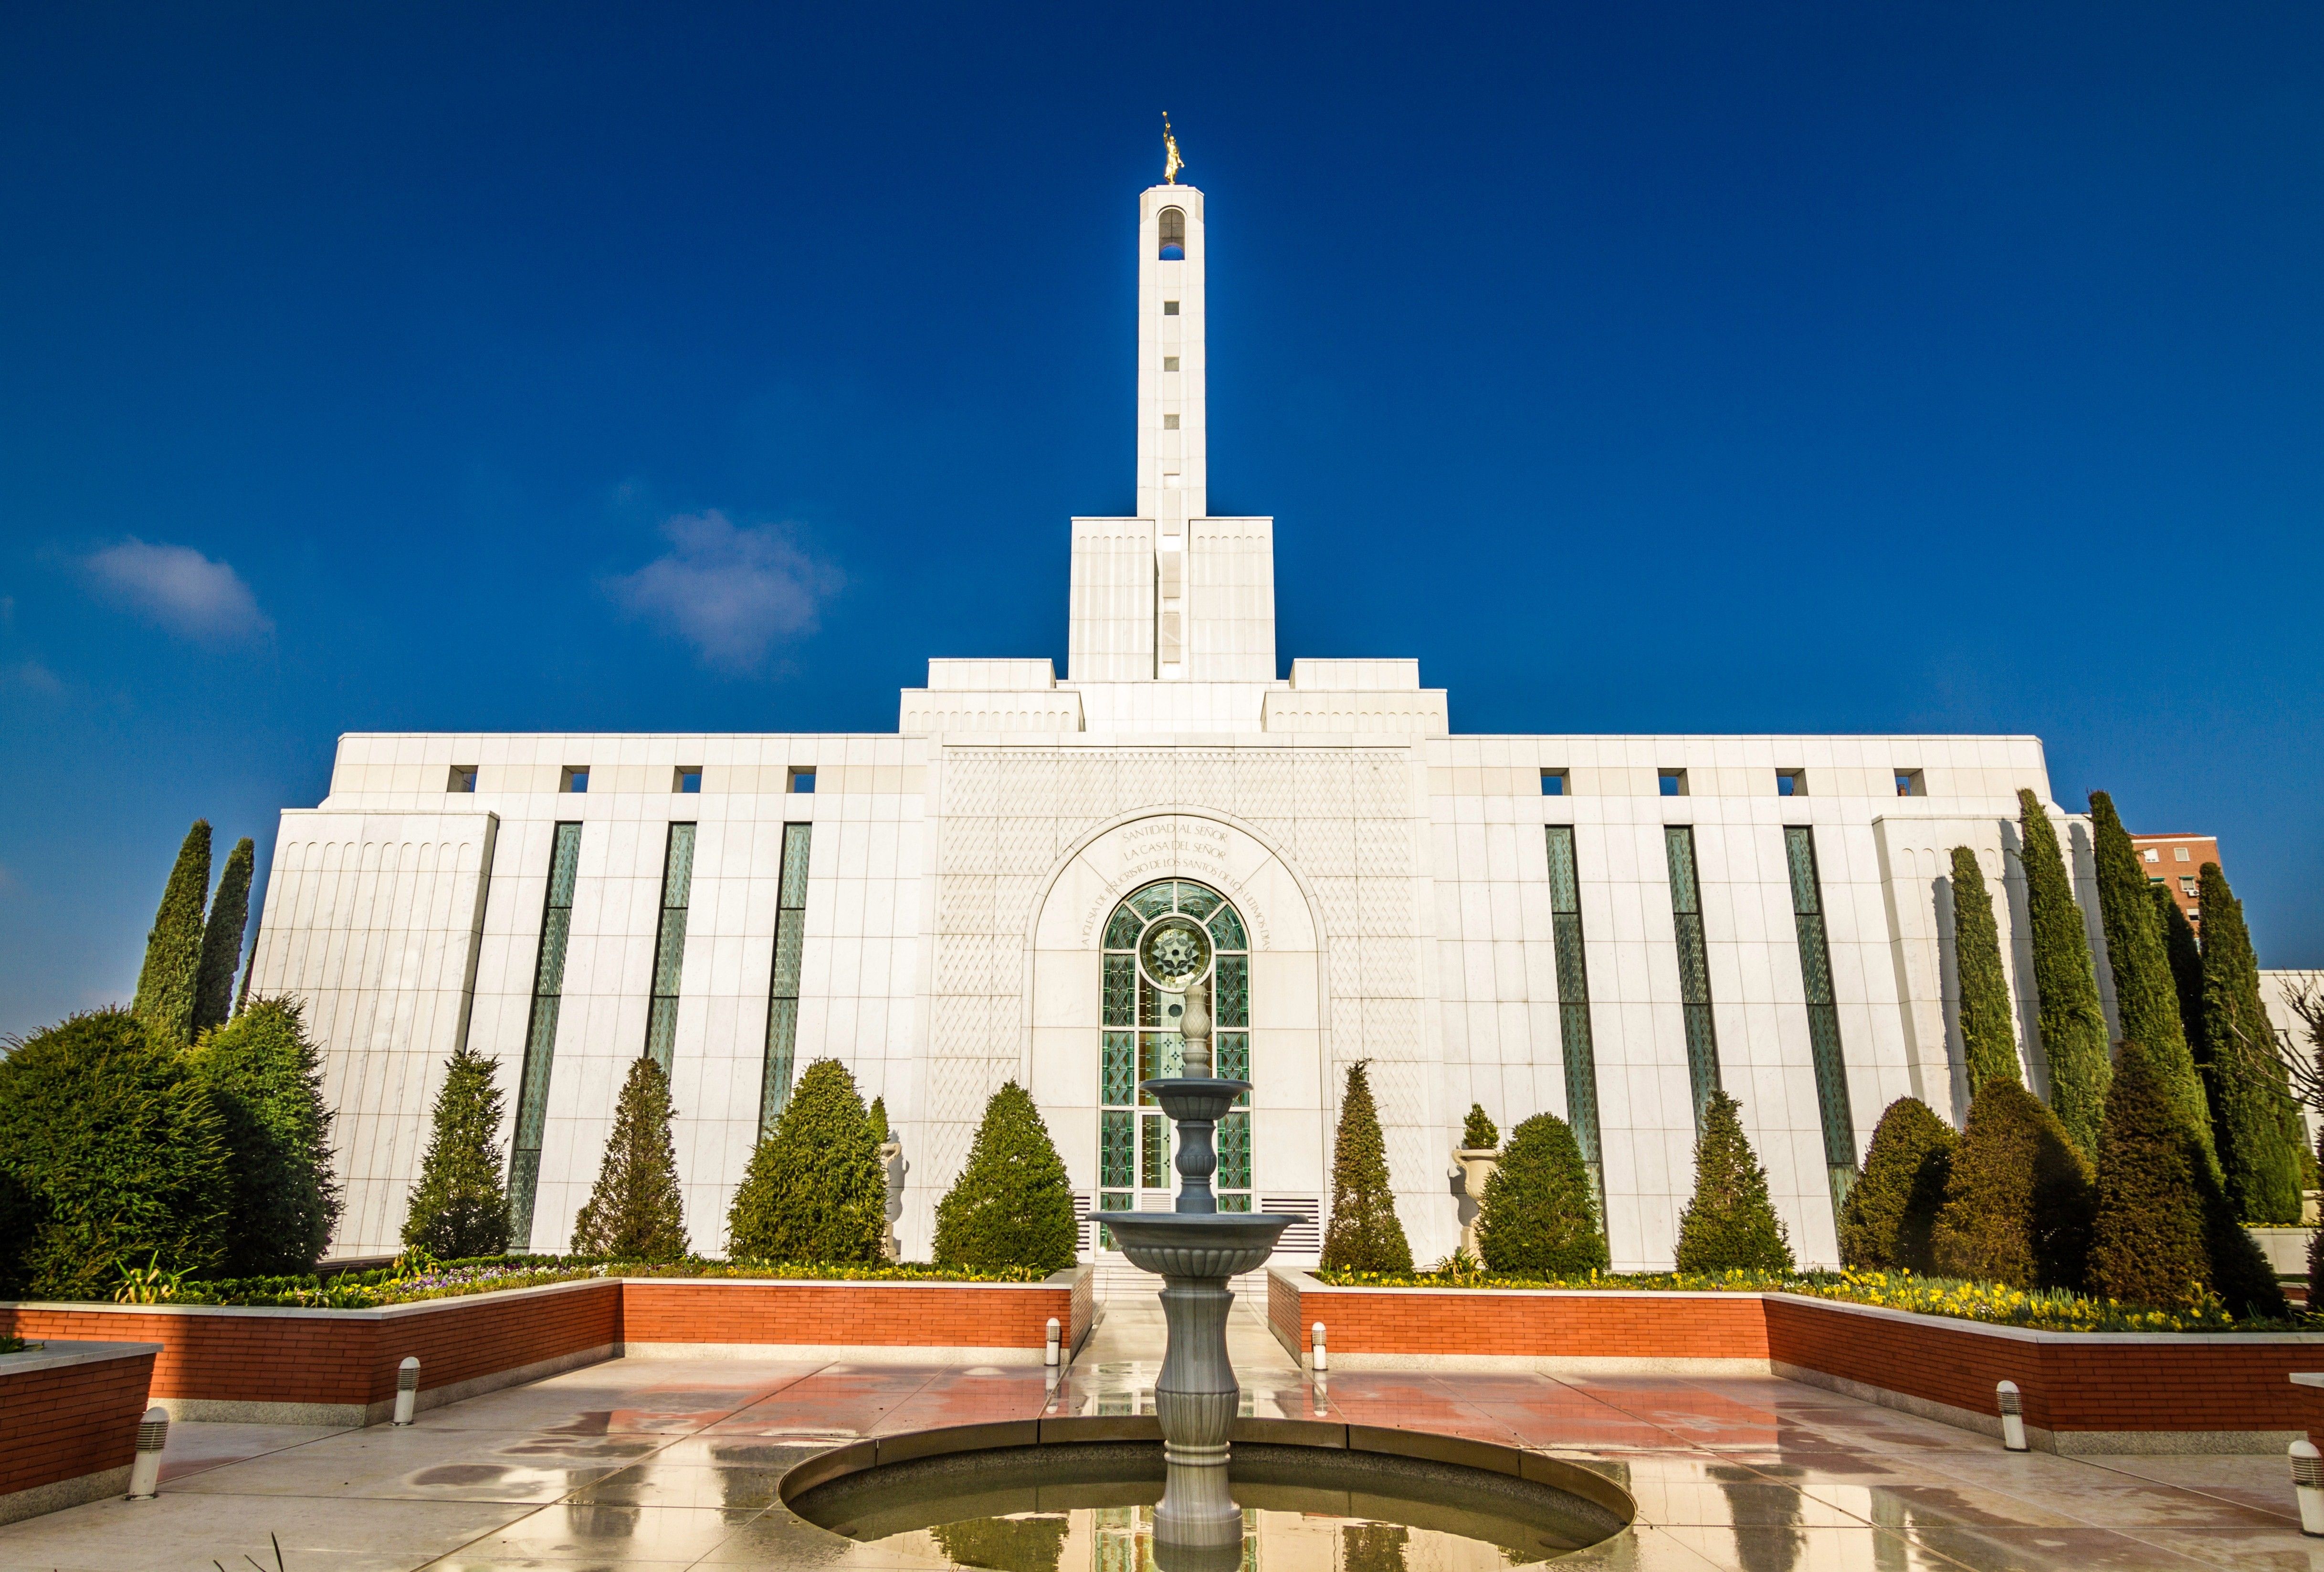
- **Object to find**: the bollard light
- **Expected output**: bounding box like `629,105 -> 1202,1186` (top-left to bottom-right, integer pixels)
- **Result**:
1311,1321 -> 1328,1374
1996,1380 -> 2027,1452
393,1356 -> 421,1426
2293,1438 -> 2324,1535
1045,1317 -> 1062,1368
126,1405 -> 168,1499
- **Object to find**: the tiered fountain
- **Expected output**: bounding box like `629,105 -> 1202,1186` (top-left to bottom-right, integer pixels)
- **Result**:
1099,961 -> 1293,1556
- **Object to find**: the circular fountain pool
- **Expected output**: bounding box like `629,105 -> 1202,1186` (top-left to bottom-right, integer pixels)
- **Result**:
785,1436 -> 1632,1572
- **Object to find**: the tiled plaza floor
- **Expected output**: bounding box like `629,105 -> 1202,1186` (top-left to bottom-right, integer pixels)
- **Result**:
1,1301 -> 2313,1572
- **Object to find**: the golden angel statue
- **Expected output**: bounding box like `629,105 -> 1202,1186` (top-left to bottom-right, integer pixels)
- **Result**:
1163,114 -> 1184,185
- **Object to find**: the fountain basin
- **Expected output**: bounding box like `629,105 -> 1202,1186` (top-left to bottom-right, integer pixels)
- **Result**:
1098,1211 -> 1293,1279
783,1422 -> 1634,1570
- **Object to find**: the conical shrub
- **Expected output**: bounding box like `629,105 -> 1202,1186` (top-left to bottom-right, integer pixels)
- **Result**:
1474,1111 -> 1605,1274
726,1057 -> 884,1263
191,997 -> 340,1276
401,1043 -> 513,1259
1930,1079 -> 2093,1291
1320,1062 -> 1411,1272
1461,1103 -> 1499,1150
2197,863 -> 2303,1225
2155,886 -> 2206,1064
1839,1097 -> 1956,1272
2016,790 -> 2111,1157
1674,1092 -> 1794,1274
868,1095 -> 891,1145
2088,1040 -> 2210,1309
1948,848 -> 2019,1095
2088,793 -> 2207,1154
0,1010 -> 231,1298
132,820 -> 211,1048
571,1056 -> 690,1260
933,1081 -> 1076,1273
191,837 -> 254,1038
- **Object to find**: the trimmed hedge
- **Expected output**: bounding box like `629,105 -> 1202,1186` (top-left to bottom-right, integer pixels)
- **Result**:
2088,792 -> 2206,1151
933,1081 -> 1077,1274
2088,1039 -> 2210,1309
727,1058 -> 885,1264
1461,1103 -> 1499,1150
1475,1111 -> 1606,1275
1948,848 -> 2019,1094
1838,1097 -> 1955,1272
1320,1062 -> 1412,1273
0,1010 -> 230,1298
1930,1079 -> 2093,1292
2016,789 -> 2112,1157
2198,863 -> 2304,1225
571,1056 -> 690,1260
1674,1092 -> 1794,1274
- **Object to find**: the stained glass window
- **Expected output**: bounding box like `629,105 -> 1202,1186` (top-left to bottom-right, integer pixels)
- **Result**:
1786,825 -> 1858,1217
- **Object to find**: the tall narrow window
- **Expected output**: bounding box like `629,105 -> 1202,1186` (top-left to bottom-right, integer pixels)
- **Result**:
643,822 -> 697,1073
1098,880 -> 1251,1247
1157,205 -> 1186,260
1543,827 -> 1605,1221
510,822 -> 582,1247
1663,826 -> 1720,1126
758,823 -> 812,1134
1785,826 -> 1858,1216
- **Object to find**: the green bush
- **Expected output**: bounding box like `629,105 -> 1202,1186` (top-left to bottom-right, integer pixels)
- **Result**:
727,1058 -> 885,1264
1320,1062 -> 1412,1273
132,820 -> 211,1049
2198,863 -> 2304,1225
401,1043 -> 513,1260
1475,1111 -> 1607,1274
191,837 -> 254,1040
2016,790 -> 2111,1157
867,1095 -> 891,1145
0,1010 -> 230,1298
1930,1079 -> 2093,1291
1674,1092 -> 1795,1274
933,1081 -> 1076,1274
191,998 -> 341,1276
571,1057 -> 690,1260
2088,794 -> 2205,1150
1461,1103 -> 1499,1150
1948,849 -> 2019,1094
1839,1097 -> 1956,1272
2088,1040 -> 2210,1309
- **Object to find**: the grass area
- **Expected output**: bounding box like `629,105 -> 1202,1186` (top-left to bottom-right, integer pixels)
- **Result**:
1308,1265 -> 2296,1333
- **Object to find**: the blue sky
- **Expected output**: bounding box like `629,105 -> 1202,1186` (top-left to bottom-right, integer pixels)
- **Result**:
3,4 -> 2319,1035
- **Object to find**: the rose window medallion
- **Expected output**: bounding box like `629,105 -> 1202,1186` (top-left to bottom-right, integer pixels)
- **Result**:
1138,915 -> 1213,991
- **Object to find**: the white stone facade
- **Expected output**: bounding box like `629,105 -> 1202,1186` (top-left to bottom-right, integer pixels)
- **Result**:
250,178 -> 2118,1276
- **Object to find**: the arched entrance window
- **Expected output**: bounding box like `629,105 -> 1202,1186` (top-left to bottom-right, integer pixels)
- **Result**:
1098,880 -> 1250,1242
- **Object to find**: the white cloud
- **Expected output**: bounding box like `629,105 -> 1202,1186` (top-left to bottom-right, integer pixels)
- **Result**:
605,511 -> 842,672
84,538 -> 272,641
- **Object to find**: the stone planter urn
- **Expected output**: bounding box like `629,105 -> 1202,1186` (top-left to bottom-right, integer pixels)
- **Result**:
879,1140 -> 905,1261
1452,1149 -> 1499,1258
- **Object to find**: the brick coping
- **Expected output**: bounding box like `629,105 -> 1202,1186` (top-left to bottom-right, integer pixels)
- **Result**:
1278,1268 -> 2324,1347
0,1339 -> 163,1376
0,1266 -> 1083,1324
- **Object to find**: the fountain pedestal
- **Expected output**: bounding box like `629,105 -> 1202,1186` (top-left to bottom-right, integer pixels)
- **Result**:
1102,1071 -> 1293,1550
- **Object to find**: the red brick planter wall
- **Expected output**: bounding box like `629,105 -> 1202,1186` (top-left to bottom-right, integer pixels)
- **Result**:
1274,1268 -> 2324,1450
0,1342 -> 159,1525
620,1275 -> 1088,1352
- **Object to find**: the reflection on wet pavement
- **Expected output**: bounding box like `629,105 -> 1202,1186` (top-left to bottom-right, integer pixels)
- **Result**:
0,1300 -> 2306,1570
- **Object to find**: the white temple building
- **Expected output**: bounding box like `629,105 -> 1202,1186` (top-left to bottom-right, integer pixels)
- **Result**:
247,171 -> 2124,1278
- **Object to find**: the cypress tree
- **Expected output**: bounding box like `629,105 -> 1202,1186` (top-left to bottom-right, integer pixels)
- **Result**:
2088,1040 -> 2210,1309
2016,790 -> 2111,1158
571,1056 -> 690,1260
2087,793 -> 2208,1155
401,1043 -> 513,1259
1838,1097 -> 1956,1272
1930,1079 -> 2093,1291
2154,885 -> 2207,1065
2197,864 -> 2303,1225
1461,1103 -> 1499,1150
726,1057 -> 885,1263
1674,1091 -> 1795,1274
191,998 -> 341,1276
1947,848 -> 2019,1095
1320,1062 -> 1412,1272
191,837 -> 254,1037
932,1082 -> 1077,1273
132,819 -> 211,1048
0,1010 -> 231,1298
868,1095 -> 891,1145
1474,1111 -> 1606,1274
